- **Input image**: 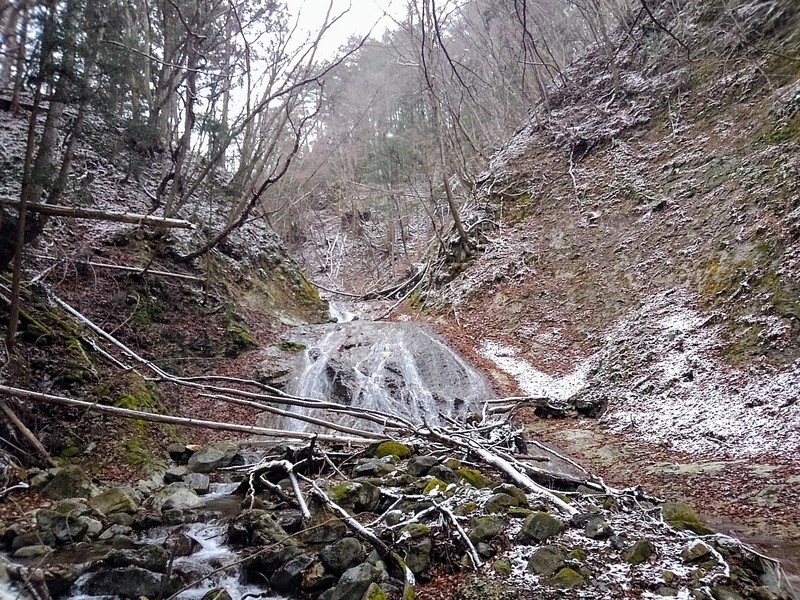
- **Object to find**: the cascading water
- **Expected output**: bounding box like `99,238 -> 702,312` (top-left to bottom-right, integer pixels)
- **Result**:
278,320 -> 494,433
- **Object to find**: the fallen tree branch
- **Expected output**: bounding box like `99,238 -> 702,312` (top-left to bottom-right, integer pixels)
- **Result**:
0,198 -> 195,229
0,400 -> 56,467
0,384 -> 375,445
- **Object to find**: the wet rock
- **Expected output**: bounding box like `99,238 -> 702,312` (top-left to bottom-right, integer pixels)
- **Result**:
108,512 -> 136,526
584,516 -> 613,540
484,493 -> 519,514
167,443 -> 190,463
301,561 -> 337,592
11,530 -> 55,551
331,563 -> 381,600
185,472 -> 210,495
82,566 -> 180,598
187,441 -> 243,473
407,455 -> 438,476
42,465 -> 93,499
201,589 -> 233,600
320,537 -> 364,575
89,487 -> 139,515
111,534 -> 137,549
109,544 -> 170,573
50,514 -> 89,544
469,516 -> 505,543
12,544 -> 53,558
527,545 -> 568,577
150,482 -> 201,512
42,564 -> 80,597
165,530 -> 201,557
270,552 -> 315,593
229,510 -> 296,548
517,512 -> 564,545
624,539 -> 656,564
661,503 -> 713,535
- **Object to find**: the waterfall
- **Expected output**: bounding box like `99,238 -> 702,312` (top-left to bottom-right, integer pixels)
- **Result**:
280,321 -> 493,433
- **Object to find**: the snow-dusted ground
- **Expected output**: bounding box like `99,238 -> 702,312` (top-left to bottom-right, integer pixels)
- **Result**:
480,290 -> 800,459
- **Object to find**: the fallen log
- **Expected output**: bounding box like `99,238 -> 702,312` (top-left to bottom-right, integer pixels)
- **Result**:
0,198 -> 195,229
0,384 -> 376,445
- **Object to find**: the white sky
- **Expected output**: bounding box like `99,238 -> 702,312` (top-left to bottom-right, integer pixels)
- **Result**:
287,0 -> 406,56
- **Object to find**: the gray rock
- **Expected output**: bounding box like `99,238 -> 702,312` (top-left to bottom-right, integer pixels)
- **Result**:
41,564 -> 80,597
584,517 -> 613,540
89,487 -> 139,516
228,510 -> 295,548
270,553 -> 315,592
12,530 -> 55,551
527,545 -> 568,577
517,512 -> 564,545
110,544 -> 171,573
185,473 -> 210,495
477,542 -> 496,558
50,515 -> 89,544
78,516 -> 103,538
301,561 -> 337,593
406,538 -> 432,576
321,537 -> 365,575
484,493 -> 519,514
164,466 -> 188,483
493,484 -> 528,506
99,524 -> 133,541
353,459 -> 396,478
108,513 -> 136,526
150,483 -> 201,512
407,455 -> 438,476
55,499 -> 92,517
42,466 -> 93,500
331,563 -> 381,600
12,544 -> 53,558
187,442 -> 242,473
82,566 -> 180,598
623,539 -> 656,564
427,464 -> 457,483
681,541 -> 713,563
469,516 -> 505,543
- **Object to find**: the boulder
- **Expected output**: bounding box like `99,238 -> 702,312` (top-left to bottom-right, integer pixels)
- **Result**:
484,493 -> 519,514
109,544 -> 171,573
164,466 -> 188,483
89,487 -> 139,515
493,484 -> 528,506
469,516 -> 505,544
11,530 -> 55,551
584,517 -> 613,540
549,567 -> 584,589
353,459 -> 396,478
301,561 -> 337,593
12,545 -> 53,558
405,537 -> 432,576
328,481 -> 381,513
185,472 -> 211,495
362,582 -> 387,600
661,503 -> 713,535
187,442 -> 243,473
373,441 -> 412,459
406,455 -> 438,476
681,541 -> 713,563
82,566 -> 180,598
320,537 -> 364,575
624,539 -> 656,564
331,563 -> 381,600
527,545 -> 568,577
270,552 -> 315,593
150,483 -> 201,512
517,512 -> 564,545
42,466 -> 93,500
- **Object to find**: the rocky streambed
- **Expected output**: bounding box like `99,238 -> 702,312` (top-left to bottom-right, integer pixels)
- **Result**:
0,434 -> 795,600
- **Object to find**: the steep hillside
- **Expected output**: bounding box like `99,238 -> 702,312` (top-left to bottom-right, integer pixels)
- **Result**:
420,0 -> 800,579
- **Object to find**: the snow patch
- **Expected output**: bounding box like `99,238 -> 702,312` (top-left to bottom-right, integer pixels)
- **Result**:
480,340 -> 592,400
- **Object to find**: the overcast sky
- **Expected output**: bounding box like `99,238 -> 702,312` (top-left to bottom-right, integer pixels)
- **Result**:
287,0 -> 405,56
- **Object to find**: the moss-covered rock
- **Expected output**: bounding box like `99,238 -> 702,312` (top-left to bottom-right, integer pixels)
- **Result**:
484,493 -> 519,514
373,441 -> 412,459
422,477 -> 447,495
469,516 -> 505,543
548,567 -> 584,589
362,582 -> 387,600
624,539 -> 656,564
517,512 -> 564,545
527,545 -> 568,577
42,465 -> 93,500
662,503 -> 714,535
456,467 -> 494,489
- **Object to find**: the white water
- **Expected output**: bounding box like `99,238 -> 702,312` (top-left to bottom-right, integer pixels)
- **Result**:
282,322 -> 493,432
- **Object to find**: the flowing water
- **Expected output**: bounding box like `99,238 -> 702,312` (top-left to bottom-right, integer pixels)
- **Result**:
277,319 -> 494,433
